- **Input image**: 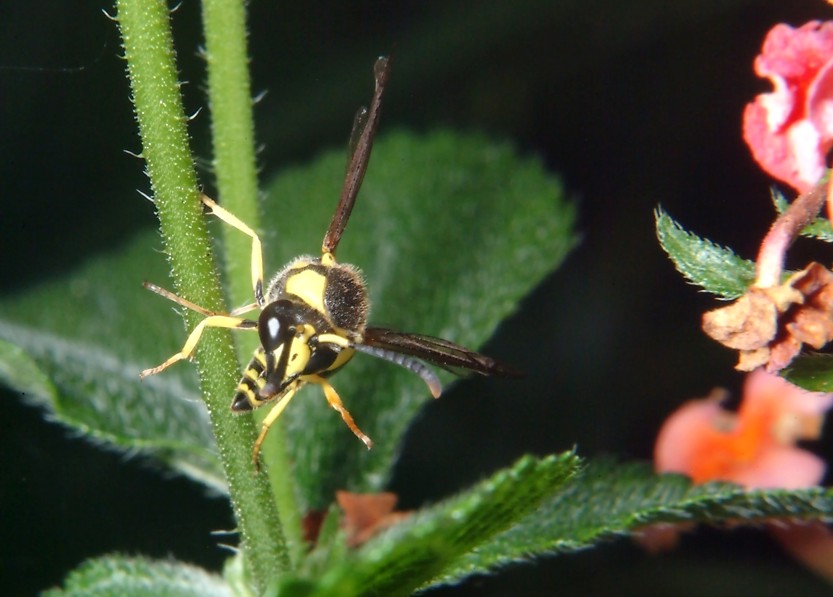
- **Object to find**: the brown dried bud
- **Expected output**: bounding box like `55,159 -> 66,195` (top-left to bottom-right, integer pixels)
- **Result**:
702,262 -> 833,371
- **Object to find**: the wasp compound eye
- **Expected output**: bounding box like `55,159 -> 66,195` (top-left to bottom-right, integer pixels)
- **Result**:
258,300 -> 294,352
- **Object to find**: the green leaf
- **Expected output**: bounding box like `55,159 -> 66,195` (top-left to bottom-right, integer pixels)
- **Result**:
43,555 -> 232,596
0,336 -> 57,400
0,235 -> 225,492
782,353 -> 833,392
772,188 -> 833,242
655,207 -> 756,299
427,460 -> 833,588
274,456 -> 833,594
277,453 -> 582,597
259,130 -> 576,508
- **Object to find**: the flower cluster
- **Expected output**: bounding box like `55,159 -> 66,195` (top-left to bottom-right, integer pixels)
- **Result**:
650,18 -> 833,583
703,21 -> 833,373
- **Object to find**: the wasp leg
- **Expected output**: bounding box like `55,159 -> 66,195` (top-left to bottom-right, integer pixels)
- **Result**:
314,377 -> 373,449
140,315 -> 256,379
200,194 -> 266,307
251,381 -> 301,472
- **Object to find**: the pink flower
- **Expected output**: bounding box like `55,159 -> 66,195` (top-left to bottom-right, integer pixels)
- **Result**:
655,369 -> 831,487
643,369 -> 833,582
743,21 -> 833,193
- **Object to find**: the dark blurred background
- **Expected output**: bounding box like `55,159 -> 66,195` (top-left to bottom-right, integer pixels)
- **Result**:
2,0 -> 833,594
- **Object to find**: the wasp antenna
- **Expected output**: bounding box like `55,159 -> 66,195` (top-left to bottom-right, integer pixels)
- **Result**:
321,56 -> 391,256
353,343 -> 443,398
142,281 -> 224,317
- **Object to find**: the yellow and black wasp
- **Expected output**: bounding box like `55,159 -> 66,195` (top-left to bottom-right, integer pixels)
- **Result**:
140,57 -> 515,470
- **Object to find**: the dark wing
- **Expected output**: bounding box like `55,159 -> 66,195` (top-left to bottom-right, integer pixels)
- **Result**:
321,56 -> 391,256
361,326 -> 521,377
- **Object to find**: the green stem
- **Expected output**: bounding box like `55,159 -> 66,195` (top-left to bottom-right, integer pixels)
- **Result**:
200,0 -> 304,562
200,0 -> 260,307
115,0 -> 289,590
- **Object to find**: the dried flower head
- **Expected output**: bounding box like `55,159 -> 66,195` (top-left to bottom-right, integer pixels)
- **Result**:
702,262 -> 833,371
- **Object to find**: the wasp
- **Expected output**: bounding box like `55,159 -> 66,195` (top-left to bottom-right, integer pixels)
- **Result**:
140,57 -> 515,470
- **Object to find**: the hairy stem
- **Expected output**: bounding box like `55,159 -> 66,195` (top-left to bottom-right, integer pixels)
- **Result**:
755,180 -> 827,288
116,0 -> 289,589
200,0 -> 304,562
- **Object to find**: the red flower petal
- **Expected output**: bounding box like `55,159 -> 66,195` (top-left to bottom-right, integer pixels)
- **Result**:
743,22 -> 833,192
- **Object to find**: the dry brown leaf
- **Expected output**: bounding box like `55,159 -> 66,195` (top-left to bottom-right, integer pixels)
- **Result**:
336,490 -> 411,547
301,509 -> 327,546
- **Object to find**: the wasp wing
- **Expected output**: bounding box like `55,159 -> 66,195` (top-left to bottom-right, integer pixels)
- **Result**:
322,56 -> 391,255
360,326 -> 520,377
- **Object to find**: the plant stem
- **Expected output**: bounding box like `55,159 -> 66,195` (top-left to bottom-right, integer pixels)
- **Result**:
200,0 -> 304,562
200,0 -> 260,308
116,0 -> 289,590
755,180 -> 827,288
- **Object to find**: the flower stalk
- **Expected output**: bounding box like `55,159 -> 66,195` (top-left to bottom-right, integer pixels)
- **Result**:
754,179 -> 827,288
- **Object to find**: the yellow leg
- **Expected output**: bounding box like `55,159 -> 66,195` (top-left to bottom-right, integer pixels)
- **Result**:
317,377 -> 373,449
201,194 -> 266,306
251,381 -> 301,472
140,314 -> 254,379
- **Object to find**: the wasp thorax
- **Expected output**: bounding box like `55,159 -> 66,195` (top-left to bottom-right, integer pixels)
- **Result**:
323,262 -> 370,333
266,255 -> 370,336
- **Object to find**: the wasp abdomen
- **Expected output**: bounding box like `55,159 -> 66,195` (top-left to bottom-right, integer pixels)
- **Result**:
231,350 -> 270,411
